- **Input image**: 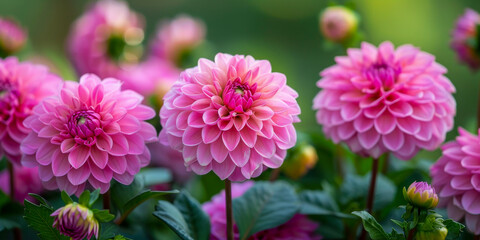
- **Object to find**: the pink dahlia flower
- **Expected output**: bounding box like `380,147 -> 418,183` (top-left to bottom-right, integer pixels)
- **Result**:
148,141 -> 192,184
150,15 -> 205,66
20,74 -> 157,195
67,0 -> 145,79
159,53 -> 301,181
0,17 -> 27,57
0,165 -> 44,203
431,128 -> 480,235
313,41 -> 456,160
403,181 -> 439,209
51,202 -> 99,240
202,182 -> 321,240
0,57 -> 63,165
451,8 -> 480,71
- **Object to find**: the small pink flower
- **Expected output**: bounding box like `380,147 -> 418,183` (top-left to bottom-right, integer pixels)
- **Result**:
51,202 -> 99,240
313,41 -> 456,160
150,15 -> 205,66
202,182 -> 322,240
431,128 -> 480,235
160,53 -> 301,181
0,57 -> 62,165
67,0 -> 145,79
319,6 -> 358,43
21,74 -> 157,195
0,17 -> 27,56
451,8 -> 480,71
148,141 -> 192,184
0,165 -> 44,203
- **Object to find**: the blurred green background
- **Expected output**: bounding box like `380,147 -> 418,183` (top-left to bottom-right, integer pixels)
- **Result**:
2,0 -> 480,155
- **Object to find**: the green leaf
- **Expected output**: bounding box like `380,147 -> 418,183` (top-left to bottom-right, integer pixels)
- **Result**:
299,190 -> 354,219
29,193 -> 51,208
153,200 -> 193,240
0,218 -> 20,231
444,219 -> 464,240
123,190 -> 179,215
23,200 -> 69,240
92,209 -> 115,223
111,177 -> 145,213
388,228 -> 405,240
0,191 -> 10,210
233,181 -> 299,240
90,189 -> 100,206
352,211 -> 389,240
137,168 -> 172,186
174,191 -> 211,240
79,190 -> 90,206
98,222 -> 118,240
60,191 -> 73,205
112,235 -> 133,240
340,174 -> 396,211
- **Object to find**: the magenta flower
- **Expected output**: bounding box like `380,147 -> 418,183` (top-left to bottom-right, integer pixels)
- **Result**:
431,128 -> 480,235
0,57 -> 62,165
202,182 -> 321,240
67,0 -> 145,79
150,15 -> 206,66
0,18 -> 26,57
0,166 -> 44,203
313,41 -> 456,160
403,181 -> 439,209
451,8 -> 480,71
319,6 -> 358,43
51,202 -> 99,240
21,74 -> 157,195
159,53 -> 301,181
148,142 -> 192,184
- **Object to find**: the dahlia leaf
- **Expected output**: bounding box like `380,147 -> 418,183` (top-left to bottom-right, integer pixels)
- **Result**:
233,181 -> 299,240
174,191 -> 211,240
153,200 -> 193,240
28,193 -> 52,209
111,177 -> 145,213
93,209 -> 115,222
299,190 -> 354,219
352,211 -> 389,240
444,219 -> 464,240
79,190 -> 90,206
89,189 -> 101,206
0,217 -> 20,231
23,200 -> 69,240
137,168 -> 172,186
60,191 -> 73,205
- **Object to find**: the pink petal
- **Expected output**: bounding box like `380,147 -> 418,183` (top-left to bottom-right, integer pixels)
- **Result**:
462,191 -> 480,214
197,143 -> 213,166
110,134 -> 129,156
374,112 -> 396,134
202,125 -> 221,144
68,146 -> 90,169
211,140 -> 229,163
212,158 -> 235,180
52,150 -> 70,177
222,130 -> 240,151
117,114 -> 141,134
61,138 -> 77,153
108,156 -> 127,174
90,147 -> 108,169
183,127 -> 203,146
382,128 -> 404,151
254,137 -> 275,158
67,165 -> 90,185
240,127 -> 257,148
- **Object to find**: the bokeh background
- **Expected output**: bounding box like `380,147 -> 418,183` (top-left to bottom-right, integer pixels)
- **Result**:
2,0 -> 480,238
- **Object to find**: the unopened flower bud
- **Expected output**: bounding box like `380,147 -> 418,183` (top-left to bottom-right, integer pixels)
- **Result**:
0,18 -> 26,57
415,227 -> 448,240
319,6 -> 358,43
282,144 -> 318,179
403,181 -> 439,209
51,203 -> 99,240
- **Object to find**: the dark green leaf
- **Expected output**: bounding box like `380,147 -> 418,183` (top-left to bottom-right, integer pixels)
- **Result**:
174,191 -> 211,240
98,222 -> 118,240
0,191 -> 10,210
137,168 -> 172,186
352,211 -> 389,240
23,200 -> 69,240
93,209 -> 115,223
90,189 -> 100,206
299,190 -> 354,219
388,228 -> 405,240
29,193 -> 51,208
79,190 -> 90,206
122,190 -> 179,215
112,235 -> 133,240
444,219 -> 464,240
0,218 -> 20,231
233,181 -> 299,240
110,177 -> 145,213
153,200 -> 193,240
340,174 -> 396,211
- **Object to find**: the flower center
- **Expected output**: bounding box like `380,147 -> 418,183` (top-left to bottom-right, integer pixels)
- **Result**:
364,62 -> 400,90
222,77 -> 258,113
68,110 -> 101,146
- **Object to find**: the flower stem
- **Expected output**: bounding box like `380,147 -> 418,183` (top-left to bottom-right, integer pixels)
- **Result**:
406,227 -> 416,240
225,179 -> 234,240
269,168 -> 280,182
474,235 -> 480,240
366,157 -> 379,212
103,190 -> 111,210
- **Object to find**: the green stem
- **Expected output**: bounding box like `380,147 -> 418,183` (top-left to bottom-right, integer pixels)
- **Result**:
366,158 -> 379,212
8,162 -> 14,200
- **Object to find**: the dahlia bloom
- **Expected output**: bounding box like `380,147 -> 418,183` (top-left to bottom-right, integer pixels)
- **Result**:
0,166 -> 43,202
431,128 -> 480,235
67,0 -> 145,79
148,141 -> 191,183
0,57 -> 63,165
319,6 -> 358,43
403,181 -> 439,209
51,202 -> 99,240
313,41 -> 456,160
160,53 -> 301,181
150,15 -> 205,66
0,18 -> 26,57
202,182 -> 321,240
21,74 -> 157,195
451,8 -> 480,71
